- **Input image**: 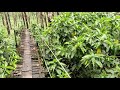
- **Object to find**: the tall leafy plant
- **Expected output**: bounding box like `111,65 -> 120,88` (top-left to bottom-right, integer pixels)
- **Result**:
0,26 -> 20,78
31,12 -> 120,78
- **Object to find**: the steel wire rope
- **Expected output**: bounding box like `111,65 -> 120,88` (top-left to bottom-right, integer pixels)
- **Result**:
41,37 -> 71,78
31,30 -> 52,78
31,28 -> 71,78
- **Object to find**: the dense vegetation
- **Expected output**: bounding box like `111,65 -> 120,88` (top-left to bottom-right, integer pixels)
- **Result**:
0,12 -> 59,78
31,12 -> 120,78
0,25 -> 20,78
0,12 -> 25,78
1,12 -> 120,78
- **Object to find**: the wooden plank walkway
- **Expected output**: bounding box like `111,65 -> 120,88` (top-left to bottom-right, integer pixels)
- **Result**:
22,29 -> 32,78
11,29 -> 46,78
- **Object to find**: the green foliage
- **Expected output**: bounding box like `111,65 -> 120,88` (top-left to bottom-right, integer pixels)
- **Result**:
30,24 -> 70,78
31,12 -> 120,78
0,27 -> 20,78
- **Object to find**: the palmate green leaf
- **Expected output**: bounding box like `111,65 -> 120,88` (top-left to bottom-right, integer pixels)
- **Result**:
57,66 -> 64,71
95,60 -> 103,68
30,12 -> 120,78
70,52 -> 75,59
60,62 -> 66,67
94,54 -> 105,58
56,51 -> 61,56
64,42 -> 70,45
106,62 -> 111,68
53,59 -> 58,63
81,54 -> 92,62
80,45 -> 86,54
0,56 -> 5,61
70,45 -> 76,58
100,34 -> 107,40
5,69 -> 12,75
50,64 -> 56,72
85,62 -> 90,68
0,61 -> 8,69
13,54 -> 20,59
0,68 -> 3,73
65,52 -> 69,58
6,66 -> 15,70
56,69 -> 62,75
91,58 -> 95,67
47,61 -> 54,65
0,73 -> 5,78
105,69 -> 114,74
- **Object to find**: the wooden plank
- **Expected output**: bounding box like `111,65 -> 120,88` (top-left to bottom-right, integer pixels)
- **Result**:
22,71 -> 32,78
22,29 -> 32,78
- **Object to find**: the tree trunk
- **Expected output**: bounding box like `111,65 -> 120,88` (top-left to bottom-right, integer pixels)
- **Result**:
27,12 -> 30,26
1,13 -> 5,26
39,12 -> 44,28
45,12 -> 48,27
24,12 -> 29,29
4,12 -> 10,35
6,12 -> 12,30
48,12 -> 53,22
22,12 -> 26,27
36,12 -> 39,24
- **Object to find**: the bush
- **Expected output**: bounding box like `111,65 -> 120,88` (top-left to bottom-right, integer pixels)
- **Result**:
0,27 -> 20,78
32,12 -> 120,78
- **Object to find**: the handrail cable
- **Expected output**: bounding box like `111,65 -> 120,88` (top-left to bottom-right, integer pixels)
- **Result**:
41,37 -> 71,78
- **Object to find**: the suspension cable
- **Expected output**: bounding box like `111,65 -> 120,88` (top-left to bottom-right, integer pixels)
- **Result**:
31,30 -> 71,78
30,31 -> 52,78
41,37 -> 71,78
